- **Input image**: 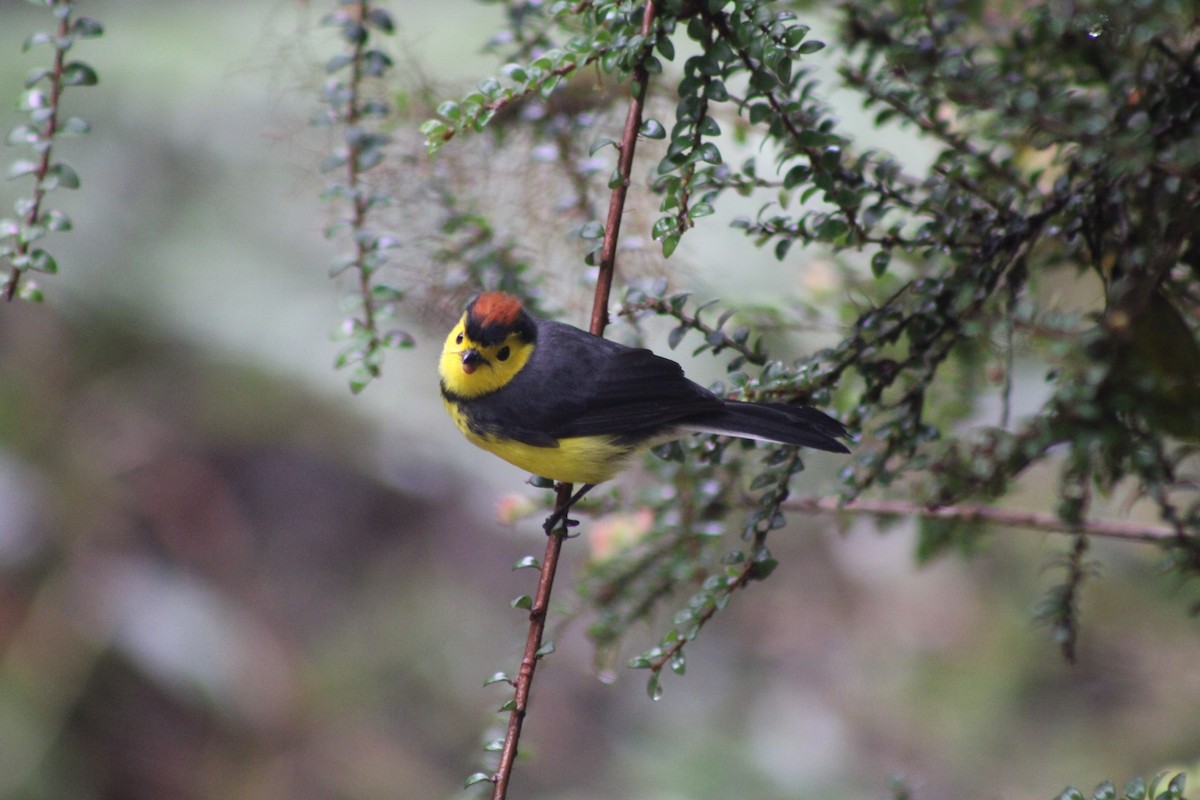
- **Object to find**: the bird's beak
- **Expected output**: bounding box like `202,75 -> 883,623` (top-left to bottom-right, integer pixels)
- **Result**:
461,348 -> 484,374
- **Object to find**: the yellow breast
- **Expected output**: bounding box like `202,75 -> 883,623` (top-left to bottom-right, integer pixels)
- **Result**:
443,398 -> 630,485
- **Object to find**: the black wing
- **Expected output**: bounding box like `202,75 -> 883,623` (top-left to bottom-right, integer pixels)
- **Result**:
539,346 -> 721,439
466,321 -> 719,447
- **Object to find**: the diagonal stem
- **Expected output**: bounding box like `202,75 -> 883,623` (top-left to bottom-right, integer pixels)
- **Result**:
491,483 -> 572,800
491,3 -> 658,797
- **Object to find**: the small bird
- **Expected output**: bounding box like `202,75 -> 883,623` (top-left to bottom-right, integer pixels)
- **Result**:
439,292 -> 849,523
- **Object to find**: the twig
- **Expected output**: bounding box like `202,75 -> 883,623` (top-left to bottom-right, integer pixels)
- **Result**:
784,496 -> 1184,543
491,483 -> 572,800
618,295 -> 767,366
345,2 -> 379,356
492,3 -> 657,797
4,7 -> 72,302
589,1 -> 655,334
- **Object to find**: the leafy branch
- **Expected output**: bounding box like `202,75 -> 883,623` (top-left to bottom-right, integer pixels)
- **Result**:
619,286 -> 769,369
782,495 -> 1185,544
2,1 -> 101,303
318,1 -> 411,393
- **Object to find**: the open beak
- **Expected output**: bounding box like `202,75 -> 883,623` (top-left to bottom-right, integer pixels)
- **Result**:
461,348 -> 485,374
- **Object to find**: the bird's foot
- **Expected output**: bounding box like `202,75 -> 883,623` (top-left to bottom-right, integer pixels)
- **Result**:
541,510 -> 581,536
542,483 -> 595,536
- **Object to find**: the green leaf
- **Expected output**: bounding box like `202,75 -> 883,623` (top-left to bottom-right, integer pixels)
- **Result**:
366,7 -> 395,33
647,672 -> 663,700
640,118 -> 666,139
510,594 -> 533,610
656,35 -> 675,60
797,39 -> 825,54
748,554 -> 778,580
42,162 -> 81,190
7,160 -> 38,179
535,640 -> 555,658
23,32 -> 54,52
17,282 -> 44,303
24,67 -> 51,88
20,89 -> 47,111
59,116 -> 91,136
579,220 -> 605,240
500,63 -> 528,82
362,49 -> 393,77
483,672 -> 513,687
71,16 -> 105,38
464,772 -> 493,788
697,142 -> 722,164
7,124 -> 40,146
61,61 -> 99,87
26,249 -> 57,274
667,324 -> 687,350
513,555 -> 540,569
41,209 -> 71,232
661,232 -> 680,257
871,250 -> 891,277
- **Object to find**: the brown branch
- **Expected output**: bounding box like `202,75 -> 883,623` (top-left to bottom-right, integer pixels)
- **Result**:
785,496 -> 1184,544
492,3 -> 657,797
589,0 -> 655,335
491,483 -> 571,800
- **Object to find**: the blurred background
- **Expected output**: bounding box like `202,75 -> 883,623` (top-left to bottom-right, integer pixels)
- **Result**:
1,2 -> 1199,799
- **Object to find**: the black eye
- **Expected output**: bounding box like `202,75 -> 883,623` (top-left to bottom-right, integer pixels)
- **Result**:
456,333 -> 464,345
497,346 -> 510,361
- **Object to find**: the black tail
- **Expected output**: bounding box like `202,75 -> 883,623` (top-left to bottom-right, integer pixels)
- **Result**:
683,401 -> 850,453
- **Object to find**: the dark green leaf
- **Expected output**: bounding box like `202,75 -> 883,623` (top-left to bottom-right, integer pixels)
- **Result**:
871,250 -> 891,277
366,8 -> 395,33
61,61 -> 99,87
640,118 -> 666,139
42,162 -> 80,190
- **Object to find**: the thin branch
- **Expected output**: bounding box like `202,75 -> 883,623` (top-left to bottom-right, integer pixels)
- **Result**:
617,296 -> 767,366
493,3 -> 657,797
491,483 -> 571,800
589,0 -> 655,334
784,496 -> 1184,544
4,6 -> 71,302
345,3 -> 379,355
704,8 -> 868,245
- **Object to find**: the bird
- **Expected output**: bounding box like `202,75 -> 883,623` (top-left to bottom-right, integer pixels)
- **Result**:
439,291 -> 849,528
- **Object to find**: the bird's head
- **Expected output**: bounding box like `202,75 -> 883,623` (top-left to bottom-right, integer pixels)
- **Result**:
439,292 -> 538,398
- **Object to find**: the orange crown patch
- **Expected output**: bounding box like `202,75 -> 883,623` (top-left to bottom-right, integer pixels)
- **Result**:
470,292 -> 525,326
465,292 -> 536,345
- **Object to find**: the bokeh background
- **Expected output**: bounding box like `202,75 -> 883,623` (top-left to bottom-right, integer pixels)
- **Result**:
2,2 -> 1199,799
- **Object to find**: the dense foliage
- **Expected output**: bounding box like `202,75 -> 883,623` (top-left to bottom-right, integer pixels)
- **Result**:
418,0 -> 1200,690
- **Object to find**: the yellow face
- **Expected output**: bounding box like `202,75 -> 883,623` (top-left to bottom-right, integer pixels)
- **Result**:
438,315 -> 535,398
